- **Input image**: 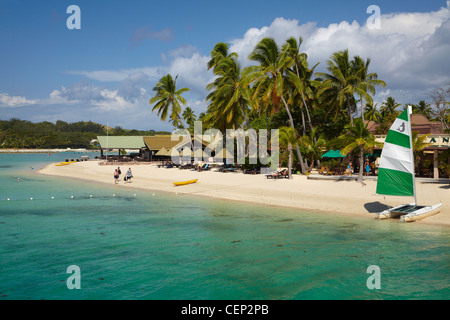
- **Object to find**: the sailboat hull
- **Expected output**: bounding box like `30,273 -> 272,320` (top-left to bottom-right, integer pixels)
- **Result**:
376,203 -> 442,222
399,203 -> 442,222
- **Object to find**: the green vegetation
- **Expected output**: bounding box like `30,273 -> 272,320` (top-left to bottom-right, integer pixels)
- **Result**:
0,118 -> 169,149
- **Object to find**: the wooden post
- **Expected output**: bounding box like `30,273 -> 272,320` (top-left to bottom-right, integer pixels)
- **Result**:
433,149 -> 439,179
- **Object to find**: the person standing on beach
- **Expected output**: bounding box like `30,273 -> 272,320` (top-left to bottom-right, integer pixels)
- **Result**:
126,168 -> 133,183
117,167 -> 121,179
365,160 -> 371,176
114,169 -> 119,184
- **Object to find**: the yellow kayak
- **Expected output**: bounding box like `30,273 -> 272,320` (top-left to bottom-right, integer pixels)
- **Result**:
55,162 -> 71,166
173,179 -> 198,186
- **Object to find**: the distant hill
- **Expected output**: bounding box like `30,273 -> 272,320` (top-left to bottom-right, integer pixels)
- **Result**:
0,118 -> 170,149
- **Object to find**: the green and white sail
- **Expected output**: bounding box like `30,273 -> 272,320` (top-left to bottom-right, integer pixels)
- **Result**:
376,106 -> 415,199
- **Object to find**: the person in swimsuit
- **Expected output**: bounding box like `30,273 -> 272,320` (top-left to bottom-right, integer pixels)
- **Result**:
126,168 -> 133,183
114,169 -> 119,184
365,160 -> 371,176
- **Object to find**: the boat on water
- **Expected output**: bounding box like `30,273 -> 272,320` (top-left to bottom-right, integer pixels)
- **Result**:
173,179 -> 198,186
375,106 -> 442,222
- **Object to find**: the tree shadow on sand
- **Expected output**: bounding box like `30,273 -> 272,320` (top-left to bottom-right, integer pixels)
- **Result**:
364,201 -> 391,213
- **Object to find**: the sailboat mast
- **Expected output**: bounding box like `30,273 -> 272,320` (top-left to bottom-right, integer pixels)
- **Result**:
407,105 -> 417,205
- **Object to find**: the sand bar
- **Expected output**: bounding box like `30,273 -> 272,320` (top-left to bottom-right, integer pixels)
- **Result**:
39,161 -> 450,227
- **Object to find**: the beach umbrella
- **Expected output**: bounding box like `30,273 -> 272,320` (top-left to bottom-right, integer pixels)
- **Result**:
320,149 -> 345,158
365,149 -> 382,157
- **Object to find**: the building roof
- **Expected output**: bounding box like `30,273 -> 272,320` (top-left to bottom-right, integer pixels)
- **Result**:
143,135 -> 212,151
367,114 -> 445,135
410,114 -> 443,134
143,135 -> 184,150
97,136 -> 146,149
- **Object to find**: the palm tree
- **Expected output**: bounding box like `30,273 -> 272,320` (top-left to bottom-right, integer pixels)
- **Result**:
380,96 -> 401,119
182,107 -> 196,133
218,57 -> 253,128
338,119 -> 382,184
248,38 -> 289,116
149,74 -> 193,149
317,49 -> 360,126
207,42 -> 237,71
206,43 -> 253,130
351,55 -> 386,122
282,37 -> 318,134
364,102 -> 381,122
300,127 -> 328,171
279,126 -> 300,179
248,37 -> 307,173
414,100 -> 433,120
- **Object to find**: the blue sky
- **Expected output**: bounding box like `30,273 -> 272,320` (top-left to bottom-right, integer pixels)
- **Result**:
1,0 -> 449,130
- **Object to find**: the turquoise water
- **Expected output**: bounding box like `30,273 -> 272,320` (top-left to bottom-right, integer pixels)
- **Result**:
0,153 -> 449,300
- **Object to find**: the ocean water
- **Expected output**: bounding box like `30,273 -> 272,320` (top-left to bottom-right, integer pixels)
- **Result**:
0,153 -> 448,300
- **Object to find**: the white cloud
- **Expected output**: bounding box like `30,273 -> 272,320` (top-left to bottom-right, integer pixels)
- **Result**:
168,44 -> 199,58
68,46 -> 214,100
0,93 -> 38,107
46,79 -> 151,113
169,52 -> 213,97
227,3 -> 450,105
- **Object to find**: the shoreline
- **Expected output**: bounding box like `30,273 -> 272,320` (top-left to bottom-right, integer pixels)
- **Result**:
39,161 -> 450,227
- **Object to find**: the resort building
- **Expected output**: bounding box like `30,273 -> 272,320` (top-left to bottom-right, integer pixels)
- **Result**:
367,115 -> 450,179
96,136 -> 147,160
97,134 -> 217,163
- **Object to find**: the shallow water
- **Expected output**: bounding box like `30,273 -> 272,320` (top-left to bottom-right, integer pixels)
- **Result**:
0,153 -> 449,300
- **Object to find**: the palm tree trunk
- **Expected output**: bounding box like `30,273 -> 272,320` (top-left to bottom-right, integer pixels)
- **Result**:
240,102 -> 253,129
288,146 -> 292,179
294,64 -> 314,133
300,107 -> 306,136
357,145 -> 364,183
300,92 -> 314,132
281,96 -> 295,128
360,97 -> 365,123
347,97 -> 354,126
177,114 -> 194,154
281,96 -> 307,173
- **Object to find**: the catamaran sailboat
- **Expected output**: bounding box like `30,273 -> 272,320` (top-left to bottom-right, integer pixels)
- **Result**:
375,106 -> 442,222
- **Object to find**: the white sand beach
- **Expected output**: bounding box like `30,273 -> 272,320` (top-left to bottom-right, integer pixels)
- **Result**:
39,161 -> 450,227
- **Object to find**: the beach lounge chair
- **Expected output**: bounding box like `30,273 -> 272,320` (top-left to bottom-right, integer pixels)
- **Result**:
198,163 -> 210,171
244,167 -> 261,175
266,169 -> 287,179
218,164 -> 237,172
278,169 -> 289,178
